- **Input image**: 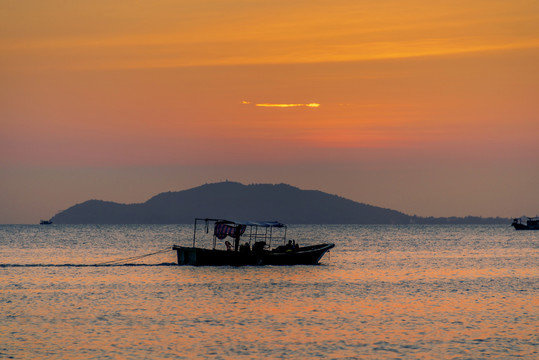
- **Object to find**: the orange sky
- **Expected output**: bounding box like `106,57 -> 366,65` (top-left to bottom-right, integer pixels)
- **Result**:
1,0 -> 538,223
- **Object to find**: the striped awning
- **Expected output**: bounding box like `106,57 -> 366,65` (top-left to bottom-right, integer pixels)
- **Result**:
214,222 -> 247,240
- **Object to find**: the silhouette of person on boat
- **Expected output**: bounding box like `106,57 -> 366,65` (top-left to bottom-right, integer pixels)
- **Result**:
274,240 -> 299,252
240,242 -> 251,253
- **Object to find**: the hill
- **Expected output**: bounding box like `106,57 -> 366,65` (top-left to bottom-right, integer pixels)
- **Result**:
50,181 -> 509,224
51,181 -> 412,224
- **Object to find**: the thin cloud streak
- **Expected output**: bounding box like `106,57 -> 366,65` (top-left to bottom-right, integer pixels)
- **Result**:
255,103 -> 320,108
241,101 -> 320,108
2,0 -> 538,72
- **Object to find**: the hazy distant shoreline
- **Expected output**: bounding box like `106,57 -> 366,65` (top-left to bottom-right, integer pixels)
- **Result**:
45,182 -> 512,225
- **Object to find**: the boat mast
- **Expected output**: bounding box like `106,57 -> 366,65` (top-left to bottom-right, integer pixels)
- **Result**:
192,218 -> 198,247
234,226 -> 240,252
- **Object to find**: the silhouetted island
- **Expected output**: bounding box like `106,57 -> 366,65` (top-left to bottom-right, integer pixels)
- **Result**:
50,181 -> 508,224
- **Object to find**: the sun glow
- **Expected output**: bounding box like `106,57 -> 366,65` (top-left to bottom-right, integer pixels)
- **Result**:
242,102 -> 320,108
1,0 -> 538,223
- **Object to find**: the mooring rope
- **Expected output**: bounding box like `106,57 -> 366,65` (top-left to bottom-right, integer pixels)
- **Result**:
94,246 -> 174,266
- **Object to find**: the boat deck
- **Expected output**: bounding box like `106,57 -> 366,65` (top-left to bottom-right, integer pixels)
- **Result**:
172,243 -> 334,266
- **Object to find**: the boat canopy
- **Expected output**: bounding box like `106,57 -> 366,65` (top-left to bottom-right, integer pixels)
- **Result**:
193,218 -> 287,248
237,220 -> 285,227
196,218 -> 285,228
214,222 -> 247,240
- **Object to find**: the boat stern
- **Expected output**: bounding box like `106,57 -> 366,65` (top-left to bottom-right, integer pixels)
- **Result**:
172,246 -> 198,265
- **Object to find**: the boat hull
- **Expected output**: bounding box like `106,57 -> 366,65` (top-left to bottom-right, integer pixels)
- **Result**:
263,244 -> 335,265
172,243 -> 334,266
511,218 -> 539,230
512,224 -> 539,230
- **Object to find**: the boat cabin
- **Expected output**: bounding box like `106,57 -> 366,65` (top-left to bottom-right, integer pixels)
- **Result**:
191,218 -> 287,252
173,218 -> 334,266
511,216 -> 539,230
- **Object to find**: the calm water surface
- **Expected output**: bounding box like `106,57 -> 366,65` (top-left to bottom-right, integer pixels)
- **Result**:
1,224 -> 537,359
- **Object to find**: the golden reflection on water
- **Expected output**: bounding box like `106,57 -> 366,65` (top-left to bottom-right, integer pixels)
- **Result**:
3,262 -> 537,359
1,225 -> 538,358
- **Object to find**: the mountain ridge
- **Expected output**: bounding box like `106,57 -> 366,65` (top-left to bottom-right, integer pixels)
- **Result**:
50,181 -> 508,224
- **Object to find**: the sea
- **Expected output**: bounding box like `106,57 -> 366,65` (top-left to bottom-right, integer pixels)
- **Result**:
1,224 -> 537,359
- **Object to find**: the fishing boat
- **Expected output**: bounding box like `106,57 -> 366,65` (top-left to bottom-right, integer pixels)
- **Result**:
172,218 -> 334,266
511,216 -> 539,230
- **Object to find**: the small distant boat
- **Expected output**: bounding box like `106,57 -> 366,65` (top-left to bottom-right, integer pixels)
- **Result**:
40,220 -> 53,225
511,216 -> 539,230
172,218 -> 335,266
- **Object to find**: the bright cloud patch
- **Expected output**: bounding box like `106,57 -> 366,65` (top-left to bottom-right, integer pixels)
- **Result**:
242,101 -> 320,108
256,103 -> 320,108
